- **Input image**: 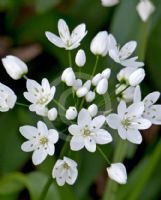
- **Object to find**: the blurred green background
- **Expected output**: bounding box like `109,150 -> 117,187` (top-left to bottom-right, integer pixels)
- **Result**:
0,0 -> 161,199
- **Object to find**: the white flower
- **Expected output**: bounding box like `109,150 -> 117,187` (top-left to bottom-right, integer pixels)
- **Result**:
24,78 -> 56,116
90,31 -> 109,56
61,67 -> 76,86
52,156 -> 78,186
134,86 -> 161,125
106,101 -> 151,144
108,34 -> 144,67
2,55 -> 28,80
0,82 -> 17,112
20,121 -> 59,165
69,109 -> 112,152
45,19 -> 87,50
75,49 -> 86,67
116,84 -> 135,103
136,0 -> 155,22
107,163 -> 127,184
101,0 -> 119,7
117,67 -> 145,86
88,104 -> 98,117
85,91 -> 96,102
66,107 -> 78,120
96,78 -> 108,95
48,108 -> 58,121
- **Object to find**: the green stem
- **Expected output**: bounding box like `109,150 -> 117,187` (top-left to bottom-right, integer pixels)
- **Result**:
91,55 -> 99,78
39,177 -> 53,200
23,75 -> 28,80
59,135 -> 70,158
16,102 -> 29,108
53,99 -> 66,111
68,51 -> 72,67
79,97 -> 85,111
97,146 -> 111,166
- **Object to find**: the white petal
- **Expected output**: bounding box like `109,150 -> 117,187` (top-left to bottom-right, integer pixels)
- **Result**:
37,121 -> 48,136
143,92 -> 160,107
126,129 -> 142,144
48,129 -> 59,143
68,125 -> 81,136
46,143 -> 55,155
58,19 -> 70,42
118,125 -> 127,140
71,24 -> 87,46
78,109 -> 91,127
70,135 -> 84,151
19,126 -> 38,139
56,176 -> 66,186
32,148 -> 47,165
106,114 -> 121,130
132,118 -> 152,130
143,105 -> 161,125
96,78 -> 108,95
84,137 -> 96,152
133,85 -> 142,103
127,102 -> 144,118
45,31 -> 65,48
64,156 -> 77,167
119,41 -> 137,60
94,129 -> 112,144
118,101 -> 127,118
21,141 -> 35,152
66,168 -> 78,185
120,57 -> 144,68
90,115 -> 105,130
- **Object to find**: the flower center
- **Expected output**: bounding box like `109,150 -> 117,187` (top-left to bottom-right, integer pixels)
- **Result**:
39,137 -> 48,145
82,126 -> 91,137
63,162 -> 70,170
121,119 -> 131,129
36,95 -> 49,105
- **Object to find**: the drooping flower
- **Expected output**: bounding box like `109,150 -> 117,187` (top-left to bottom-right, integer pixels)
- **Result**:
20,121 -> 59,165
90,31 -> 109,57
52,156 -> 78,186
2,55 -> 28,80
134,86 -> 161,125
106,101 -> 151,144
69,109 -> 112,152
136,0 -> 155,22
24,78 -> 56,116
108,34 -> 144,68
107,163 -> 127,184
117,67 -> 145,86
101,0 -> 119,7
0,82 -> 17,112
75,49 -> 86,67
45,19 -> 87,50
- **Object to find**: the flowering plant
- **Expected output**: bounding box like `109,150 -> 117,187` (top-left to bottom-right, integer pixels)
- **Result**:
0,0 -> 161,199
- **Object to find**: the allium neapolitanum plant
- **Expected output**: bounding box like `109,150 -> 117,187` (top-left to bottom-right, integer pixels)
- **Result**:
1,16 -> 161,199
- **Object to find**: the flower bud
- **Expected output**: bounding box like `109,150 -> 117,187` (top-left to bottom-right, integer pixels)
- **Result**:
92,73 -> 102,86
75,49 -> 86,67
101,68 -> 111,79
2,55 -> 28,80
129,68 -> 145,86
83,80 -> 91,90
86,91 -> 96,102
61,67 -> 75,86
65,107 -> 77,120
73,79 -> 82,91
76,87 -> 88,97
136,0 -> 155,22
90,31 -> 109,57
107,163 -> 127,184
101,0 -> 119,7
88,104 -> 98,117
48,108 -> 58,121
96,78 -> 108,95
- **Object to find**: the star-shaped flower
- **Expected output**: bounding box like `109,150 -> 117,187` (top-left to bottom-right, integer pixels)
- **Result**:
20,121 -> 59,165
134,86 -> 161,125
108,34 -> 144,68
45,19 -> 87,50
106,101 -> 151,144
24,78 -> 56,116
52,156 -> 78,186
0,82 -> 17,112
69,109 -> 112,152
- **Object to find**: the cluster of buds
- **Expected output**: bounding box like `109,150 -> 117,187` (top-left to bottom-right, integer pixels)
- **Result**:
0,18 -> 160,188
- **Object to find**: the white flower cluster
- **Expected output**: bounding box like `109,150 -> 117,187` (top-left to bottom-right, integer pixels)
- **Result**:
1,18 -> 160,187
101,0 -> 155,22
